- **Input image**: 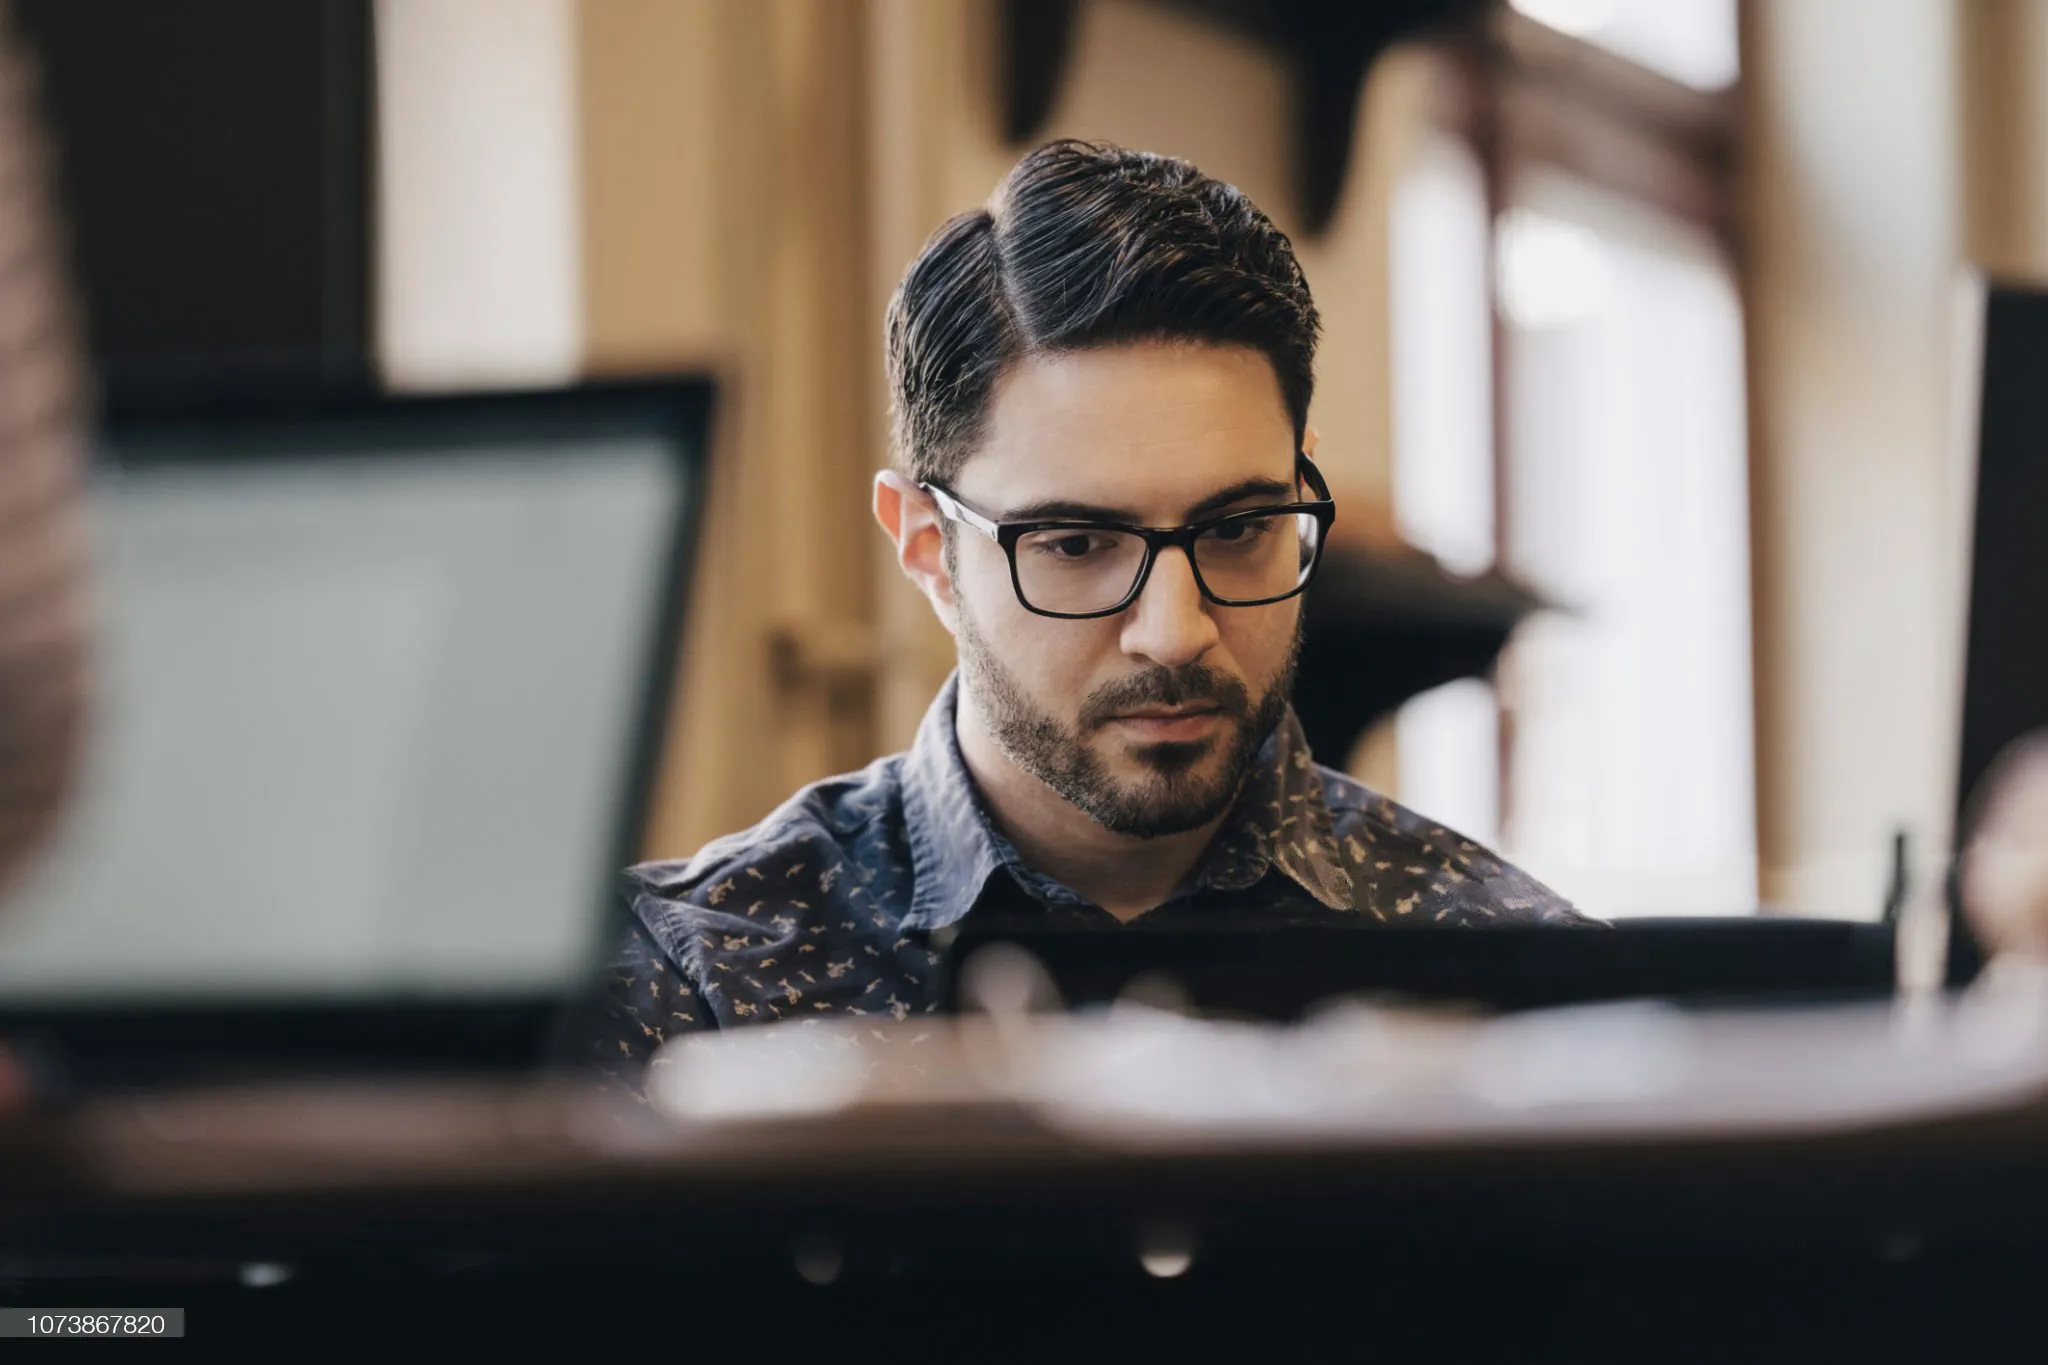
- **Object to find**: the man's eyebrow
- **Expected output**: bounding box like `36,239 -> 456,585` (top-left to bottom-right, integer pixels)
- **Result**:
1184,476 -> 1296,520
1001,476 -> 1297,525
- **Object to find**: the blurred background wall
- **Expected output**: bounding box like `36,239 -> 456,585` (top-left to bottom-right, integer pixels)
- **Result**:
345,0 -> 2028,921
1743,0 -> 1965,923
20,0 -> 2046,923
558,0 -> 1433,865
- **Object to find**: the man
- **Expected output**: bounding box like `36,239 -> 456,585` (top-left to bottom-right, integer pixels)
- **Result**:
559,139 -> 1588,1087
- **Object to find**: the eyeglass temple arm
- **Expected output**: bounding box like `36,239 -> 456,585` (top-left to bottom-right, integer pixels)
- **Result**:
1297,451 -> 1334,507
919,483 -> 1002,541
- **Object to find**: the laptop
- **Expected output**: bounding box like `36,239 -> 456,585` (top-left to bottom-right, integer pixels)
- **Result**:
0,379 -> 711,1092
937,918 -> 1901,1021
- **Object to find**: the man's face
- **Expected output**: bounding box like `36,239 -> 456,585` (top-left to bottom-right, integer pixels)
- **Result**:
943,341 -> 1307,837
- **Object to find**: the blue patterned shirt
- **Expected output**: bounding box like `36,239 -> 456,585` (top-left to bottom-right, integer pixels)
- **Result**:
554,674 -> 1589,1088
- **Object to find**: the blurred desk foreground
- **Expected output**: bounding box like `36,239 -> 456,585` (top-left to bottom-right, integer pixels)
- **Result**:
8,999 -> 2048,1358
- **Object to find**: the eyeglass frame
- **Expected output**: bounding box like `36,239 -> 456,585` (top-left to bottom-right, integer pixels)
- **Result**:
918,452 -> 1338,620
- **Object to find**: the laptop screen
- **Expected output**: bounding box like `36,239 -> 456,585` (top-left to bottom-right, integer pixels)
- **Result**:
0,384 -> 705,1005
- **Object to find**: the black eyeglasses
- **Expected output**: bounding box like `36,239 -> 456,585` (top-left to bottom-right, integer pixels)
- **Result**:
920,453 -> 1337,620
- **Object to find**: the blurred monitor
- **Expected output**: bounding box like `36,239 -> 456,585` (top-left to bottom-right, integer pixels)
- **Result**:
1956,284 -> 2048,835
1949,281 -> 2048,976
0,381 -> 707,1080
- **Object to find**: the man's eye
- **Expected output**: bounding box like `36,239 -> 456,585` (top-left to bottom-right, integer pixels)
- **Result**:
1207,518 -> 1274,544
1028,532 -> 1115,561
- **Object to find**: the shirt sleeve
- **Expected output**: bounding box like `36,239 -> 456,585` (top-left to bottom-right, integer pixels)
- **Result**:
545,914 -> 716,1095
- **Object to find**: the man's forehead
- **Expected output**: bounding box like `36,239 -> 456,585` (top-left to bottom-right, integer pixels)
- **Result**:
959,343 -> 1297,514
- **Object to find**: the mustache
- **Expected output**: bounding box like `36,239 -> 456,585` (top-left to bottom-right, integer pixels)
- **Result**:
1080,664 -> 1252,730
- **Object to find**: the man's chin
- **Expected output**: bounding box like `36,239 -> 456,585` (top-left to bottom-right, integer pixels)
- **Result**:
1038,724 -> 1243,838
1101,734 -> 1231,793
1090,777 -> 1240,838
1097,727 -> 1222,777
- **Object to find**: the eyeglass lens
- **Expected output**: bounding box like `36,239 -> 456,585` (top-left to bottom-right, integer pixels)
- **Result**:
1012,510 -> 1323,615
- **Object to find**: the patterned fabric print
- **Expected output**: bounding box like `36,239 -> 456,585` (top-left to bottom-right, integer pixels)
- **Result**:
553,673 -> 1593,1092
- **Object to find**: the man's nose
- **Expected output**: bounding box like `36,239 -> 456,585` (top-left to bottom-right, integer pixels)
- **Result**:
1118,546 -> 1220,669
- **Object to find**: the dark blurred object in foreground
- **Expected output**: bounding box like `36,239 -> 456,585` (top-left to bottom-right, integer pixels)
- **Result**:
939,917 -> 1900,1021
0,0 -> 89,902
9,987 -> 2048,1353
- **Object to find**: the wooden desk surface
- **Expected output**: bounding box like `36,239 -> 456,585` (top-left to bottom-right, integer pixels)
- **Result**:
6,997 -> 2048,1262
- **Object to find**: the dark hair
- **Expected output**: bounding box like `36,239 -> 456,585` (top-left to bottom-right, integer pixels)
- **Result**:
884,139 -> 1320,485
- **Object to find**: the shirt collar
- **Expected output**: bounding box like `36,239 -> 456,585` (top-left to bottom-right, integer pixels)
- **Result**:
899,674 -> 1027,932
898,672 -> 1354,931
1194,706 -> 1356,911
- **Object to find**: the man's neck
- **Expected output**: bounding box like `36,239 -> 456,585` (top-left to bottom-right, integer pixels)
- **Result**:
953,690 -> 1229,922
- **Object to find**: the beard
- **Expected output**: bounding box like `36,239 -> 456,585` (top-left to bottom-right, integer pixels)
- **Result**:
956,594 -> 1302,839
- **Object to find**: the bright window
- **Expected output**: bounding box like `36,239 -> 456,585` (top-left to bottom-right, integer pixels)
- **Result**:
1508,0 -> 1739,90
1494,173 -> 1756,917
1388,130 -> 1503,850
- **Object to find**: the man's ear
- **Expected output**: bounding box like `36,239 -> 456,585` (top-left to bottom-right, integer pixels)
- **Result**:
1301,425 -> 1320,460
874,470 -> 959,634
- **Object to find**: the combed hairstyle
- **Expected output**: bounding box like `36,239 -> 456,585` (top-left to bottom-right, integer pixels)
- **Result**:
883,139 -> 1320,486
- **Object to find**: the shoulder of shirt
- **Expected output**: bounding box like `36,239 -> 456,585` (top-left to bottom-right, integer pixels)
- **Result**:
622,752 -> 904,903
1310,762 -> 1603,927
1312,763 -> 1438,842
